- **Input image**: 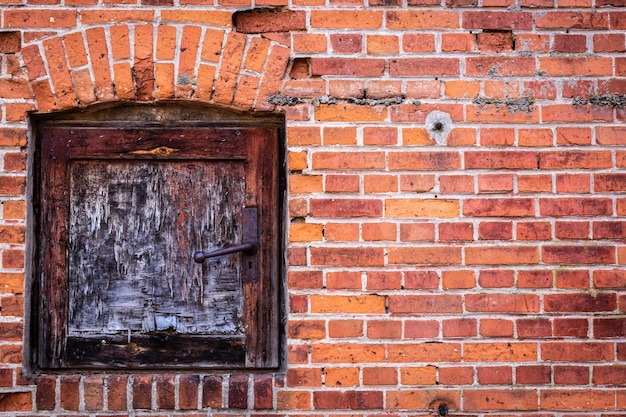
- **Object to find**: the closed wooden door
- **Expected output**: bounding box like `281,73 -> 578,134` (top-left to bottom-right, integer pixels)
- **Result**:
34,126 -> 280,370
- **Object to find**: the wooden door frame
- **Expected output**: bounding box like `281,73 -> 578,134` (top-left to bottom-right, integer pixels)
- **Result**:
24,102 -> 286,372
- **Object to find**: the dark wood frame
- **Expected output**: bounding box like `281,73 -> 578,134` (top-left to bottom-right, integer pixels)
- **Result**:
32,125 -> 281,370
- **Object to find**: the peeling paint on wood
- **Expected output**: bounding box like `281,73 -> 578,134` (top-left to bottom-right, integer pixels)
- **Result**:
68,161 -> 246,337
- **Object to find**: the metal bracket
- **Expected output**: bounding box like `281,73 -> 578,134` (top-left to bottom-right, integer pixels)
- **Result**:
193,207 -> 258,284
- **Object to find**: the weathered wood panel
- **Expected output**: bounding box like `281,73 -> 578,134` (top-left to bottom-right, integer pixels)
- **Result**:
35,124 -> 282,370
68,161 -> 246,336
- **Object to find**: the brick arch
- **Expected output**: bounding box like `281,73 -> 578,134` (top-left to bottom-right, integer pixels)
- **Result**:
20,24 -> 290,113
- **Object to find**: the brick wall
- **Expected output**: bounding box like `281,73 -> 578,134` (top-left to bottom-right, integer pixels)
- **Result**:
0,0 -> 625,415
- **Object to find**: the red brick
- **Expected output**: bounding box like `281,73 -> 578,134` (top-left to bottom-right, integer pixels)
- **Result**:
388,246 -> 462,265
328,320 -> 363,338
36,376 -> 56,410
466,57 -> 535,76
594,33 -> 626,52
404,271 -> 439,289
554,270 -> 588,290
477,366 -> 513,384
439,367 -> 474,385
107,375 -> 127,411
202,375 -> 222,408
60,375 -> 79,411
554,34 -> 587,53
463,11 -> 532,30
367,320 -> 402,339
554,318 -> 589,338
465,247 -> 539,266
5,9 -> 76,27
556,174 -> 590,193
593,366 -> 626,384
464,389 -> 537,411
367,271 -> 401,290
594,318 -> 626,338
518,318 -> 552,339
404,320 -> 439,339
536,11 -> 608,29
234,9 -> 305,33
594,270 -> 626,288
543,246 -> 615,265
311,10 -> 383,28
0,391 -> 31,412
390,58 -> 460,77
313,390 -> 383,410
439,222 -> 474,241
479,269 -> 514,287
539,198 -> 612,217
540,390 -> 614,410
480,319 -> 514,337
554,366 -> 589,385
442,318 -> 477,337
399,175 -> 436,192
327,271 -> 361,290
389,294 -> 462,314
466,293 -> 540,313
517,221 -> 552,241
310,199 -> 381,218
542,342 -> 613,362
289,320 -> 325,339
463,198 -> 534,217
387,343 -> 462,363
518,270 -> 553,288
517,366 -> 551,384
84,375 -> 104,410
478,221 -> 513,240
442,270 -> 475,289
330,34 -> 362,53
311,58 -> 384,77
386,10 -> 459,29
228,374 -> 248,409
132,374 -> 152,409
287,368 -> 322,387
465,151 -> 537,169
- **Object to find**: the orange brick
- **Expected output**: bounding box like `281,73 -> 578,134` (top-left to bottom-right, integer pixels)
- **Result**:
386,199 -> 459,218
311,295 -> 386,314
324,367 -> 359,386
367,35 -> 399,54
323,223 -> 359,242
362,222 -> 396,241
289,223 -> 323,242
311,10 -> 383,29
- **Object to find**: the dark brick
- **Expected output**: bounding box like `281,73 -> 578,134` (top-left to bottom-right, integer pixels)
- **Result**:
36,376 -> 56,411
132,374 -> 153,410
545,293 -> 616,312
234,9 -> 306,34
156,375 -> 175,409
0,32 -> 21,54
60,375 -> 79,411
107,375 -> 128,411
594,318 -> 626,338
179,375 -> 199,410
229,374 -> 249,409
202,375 -> 222,408
254,375 -> 273,410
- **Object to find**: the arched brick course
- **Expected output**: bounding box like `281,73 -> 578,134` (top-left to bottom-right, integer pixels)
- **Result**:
19,24 -> 290,113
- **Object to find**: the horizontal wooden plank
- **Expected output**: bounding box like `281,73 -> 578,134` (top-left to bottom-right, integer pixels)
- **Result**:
63,334 -> 246,369
41,127 -> 262,160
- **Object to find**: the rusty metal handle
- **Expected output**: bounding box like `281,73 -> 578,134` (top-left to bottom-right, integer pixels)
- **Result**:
193,242 -> 257,263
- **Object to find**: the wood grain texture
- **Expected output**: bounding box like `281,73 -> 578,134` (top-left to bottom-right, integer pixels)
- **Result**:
35,125 -> 281,369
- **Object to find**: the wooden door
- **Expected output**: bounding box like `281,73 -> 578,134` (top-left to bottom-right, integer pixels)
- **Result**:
34,126 -> 280,369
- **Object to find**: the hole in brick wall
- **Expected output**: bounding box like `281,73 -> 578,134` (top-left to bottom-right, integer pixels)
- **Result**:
425,111 -> 453,145
476,30 -> 515,53
289,58 -> 310,80
0,31 -> 21,54
233,8 -> 306,34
